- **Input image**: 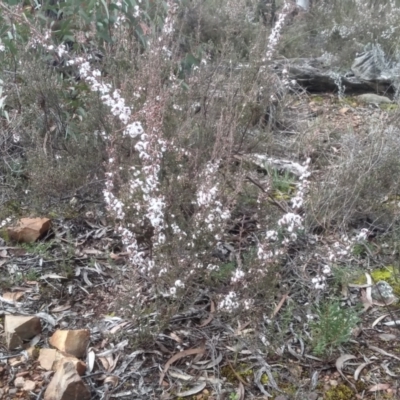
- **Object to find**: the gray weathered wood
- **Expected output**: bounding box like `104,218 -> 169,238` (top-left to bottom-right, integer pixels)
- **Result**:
270,45 -> 399,95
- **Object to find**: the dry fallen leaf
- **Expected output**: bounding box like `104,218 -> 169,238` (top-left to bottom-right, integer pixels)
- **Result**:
159,347 -> 205,385
236,382 -> 245,400
368,345 -> 400,361
104,375 -> 119,387
83,248 -> 103,255
3,291 -> 24,302
109,321 -> 130,334
354,362 -> 372,381
170,332 -> 183,343
98,356 -> 110,371
272,293 -> 289,317
39,274 -> 68,280
368,383 -> 391,392
198,300 -> 215,328
372,314 -> 389,327
336,354 -> 357,389
87,349 -> 95,373
51,304 -> 72,312
176,382 -> 207,397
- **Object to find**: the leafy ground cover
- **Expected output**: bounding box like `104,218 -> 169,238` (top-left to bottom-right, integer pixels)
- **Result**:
1,0 -> 400,399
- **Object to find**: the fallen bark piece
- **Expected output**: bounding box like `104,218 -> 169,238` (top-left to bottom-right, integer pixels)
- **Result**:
7,218 -> 51,243
49,330 -> 90,358
4,315 -> 42,350
44,361 -> 91,400
39,349 -> 86,376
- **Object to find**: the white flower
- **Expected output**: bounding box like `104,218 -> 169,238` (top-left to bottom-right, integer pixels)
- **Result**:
231,269 -> 245,284
322,265 -> 331,275
312,275 -> 326,290
219,291 -> 239,311
175,280 -> 184,288
123,121 -> 144,138
266,230 -> 278,241
356,228 -> 369,242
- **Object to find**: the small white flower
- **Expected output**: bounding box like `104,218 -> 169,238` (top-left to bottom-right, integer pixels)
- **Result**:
312,275 -> 326,290
266,230 -> 278,241
175,280 -> 184,288
219,291 -> 239,311
322,265 -> 331,275
356,228 -> 369,242
231,269 -> 245,284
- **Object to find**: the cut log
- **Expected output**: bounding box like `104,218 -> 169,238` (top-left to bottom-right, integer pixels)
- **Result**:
49,330 -> 90,358
44,361 -> 90,400
4,315 -> 42,350
270,45 -> 400,95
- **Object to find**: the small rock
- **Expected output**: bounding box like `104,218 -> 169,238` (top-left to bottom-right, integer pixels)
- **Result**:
7,218 -> 51,243
44,361 -> 91,400
23,380 -> 36,391
49,330 -> 90,358
356,93 -> 392,105
371,281 -> 395,301
14,376 -> 25,388
4,315 -> 42,350
378,333 -> 397,341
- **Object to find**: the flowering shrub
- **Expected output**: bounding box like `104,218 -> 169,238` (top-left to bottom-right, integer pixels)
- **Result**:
3,0 -> 391,366
0,0 -> 314,323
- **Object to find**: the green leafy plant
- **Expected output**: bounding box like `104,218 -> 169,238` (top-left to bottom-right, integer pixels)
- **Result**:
21,240 -> 55,256
351,241 -> 375,258
269,169 -> 296,200
210,261 -> 236,283
25,269 -> 40,281
331,264 -> 361,291
310,300 -> 360,356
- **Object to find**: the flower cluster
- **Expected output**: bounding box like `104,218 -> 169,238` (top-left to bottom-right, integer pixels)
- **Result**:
265,1 -> 291,61
312,265 -> 332,290
219,291 -> 240,311
256,158 -> 311,266
194,161 -> 231,239
71,53 -> 167,269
